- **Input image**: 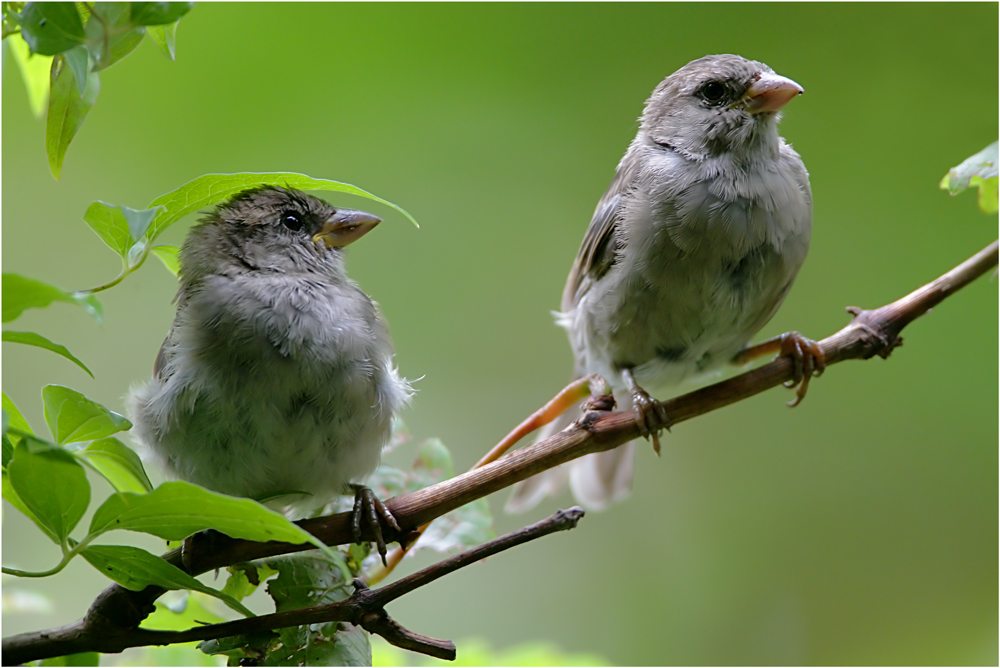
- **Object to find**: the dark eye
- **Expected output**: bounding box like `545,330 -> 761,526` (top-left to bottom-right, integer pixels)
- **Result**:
281,212 -> 304,231
699,81 -> 726,103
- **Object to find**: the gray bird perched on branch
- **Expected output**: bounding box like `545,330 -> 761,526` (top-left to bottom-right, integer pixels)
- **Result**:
128,186 -> 412,560
508,54 -> 823,513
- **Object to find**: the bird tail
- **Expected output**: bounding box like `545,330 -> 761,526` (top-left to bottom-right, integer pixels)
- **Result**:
505,388 -> 637,513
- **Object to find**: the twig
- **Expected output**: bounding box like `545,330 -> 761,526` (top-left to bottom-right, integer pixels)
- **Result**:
1,508 -> 585,664
3,240 -> 996,664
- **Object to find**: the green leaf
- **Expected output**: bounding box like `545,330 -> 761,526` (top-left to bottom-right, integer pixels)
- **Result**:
121,204 -> 164,241
79,437 -> 153,493
46,58 -> 100,180
2,273 -> 73,322
80,544 -> 255,617
143,591 -> 226,631
39,651 -> 100,666
221,563 -> 272,602
15,2 -> 86,55
42,385 -> 131,445
145,172 -> 419,243
84,3 -> 145,71
2,331 -> 93,377
75,2 -> 92,24
268,621 -> 370,667
7,443 -> 91,543
81,202 -> 164,261
151,244 -> 181,276
6,32 -> 54,117
2,438 -> 13,470
2,469 -> 60,543
146,20 -> 178,59
211,554 -> 368,666
940,141 -> 999,214
3,392 -> 35,438
83,200 -> 135,258
61,44 -> 90,95
306,623 -> 370,667
2,393 -> 34,467
1,273 -> 103,323
130,2 -> 194,26
88,481 -> 340,560
265,554 -> 352,611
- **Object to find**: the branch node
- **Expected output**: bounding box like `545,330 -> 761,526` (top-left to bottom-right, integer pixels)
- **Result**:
552,506 -> 586,529
845,306 -> 901,359
582,392 -> 616,413
577,409 -> 610,434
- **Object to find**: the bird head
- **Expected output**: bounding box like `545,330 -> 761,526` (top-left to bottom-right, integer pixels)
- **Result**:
641,54 -> 803,162
180,186 -> 381,282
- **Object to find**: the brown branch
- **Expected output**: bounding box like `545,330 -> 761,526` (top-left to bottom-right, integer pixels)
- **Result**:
1,508 -> 586,664
3,239 -> 996,664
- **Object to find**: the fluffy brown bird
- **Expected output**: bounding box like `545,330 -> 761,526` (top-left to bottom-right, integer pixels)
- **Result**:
129,186 -> 412,560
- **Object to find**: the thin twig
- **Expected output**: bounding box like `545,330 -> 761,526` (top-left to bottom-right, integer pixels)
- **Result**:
2,508 -> 586,663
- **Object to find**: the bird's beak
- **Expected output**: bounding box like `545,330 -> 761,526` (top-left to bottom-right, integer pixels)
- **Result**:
312,209 -> 382,248
742,72 -> 803,114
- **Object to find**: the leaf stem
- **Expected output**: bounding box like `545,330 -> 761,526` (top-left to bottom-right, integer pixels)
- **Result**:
2,563 -> 69,578
76,244 -> 150,295
2,534 -> 94,578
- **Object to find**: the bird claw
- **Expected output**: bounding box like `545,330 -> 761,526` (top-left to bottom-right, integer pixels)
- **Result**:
777,332 -> 826,407
351,484 -> 400,567
630,385 -> 671,456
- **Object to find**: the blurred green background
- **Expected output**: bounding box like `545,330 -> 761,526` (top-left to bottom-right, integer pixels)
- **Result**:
3,3 -> 997,665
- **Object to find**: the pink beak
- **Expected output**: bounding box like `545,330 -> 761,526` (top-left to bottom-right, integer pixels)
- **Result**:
744,72 -> 803,114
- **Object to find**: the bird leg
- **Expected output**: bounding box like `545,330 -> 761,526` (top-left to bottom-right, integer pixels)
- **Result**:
621,368 -> 671,455
350,484 -> 401,567
732,331 -> 826,406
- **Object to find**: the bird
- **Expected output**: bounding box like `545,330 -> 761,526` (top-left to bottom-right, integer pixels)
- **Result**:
507,54 -> 824,513
128,185 -> 412,561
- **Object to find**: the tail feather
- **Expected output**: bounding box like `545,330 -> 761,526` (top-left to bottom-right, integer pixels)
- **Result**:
568,442 -> 637,511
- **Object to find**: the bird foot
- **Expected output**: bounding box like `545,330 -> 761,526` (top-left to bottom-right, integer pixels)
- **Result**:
778,331 -> 826,407
351,484 -> 401,567
629,385 -> 671,456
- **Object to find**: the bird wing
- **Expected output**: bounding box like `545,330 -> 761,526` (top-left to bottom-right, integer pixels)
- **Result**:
152,334 -> 173,381
562,149 -> 640,312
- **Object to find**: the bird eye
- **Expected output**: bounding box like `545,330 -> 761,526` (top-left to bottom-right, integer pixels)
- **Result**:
699,81 -> 726,103
281,212 -> 304,231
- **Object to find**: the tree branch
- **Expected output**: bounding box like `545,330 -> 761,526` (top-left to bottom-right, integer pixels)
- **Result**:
2,508 -> 586,664
3,239 -> 995,664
